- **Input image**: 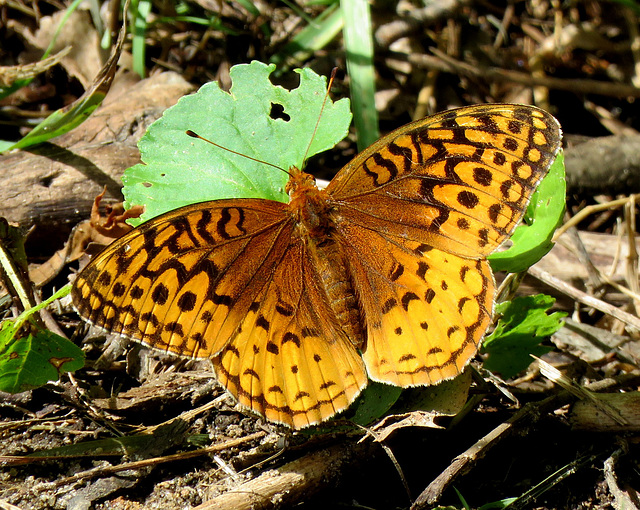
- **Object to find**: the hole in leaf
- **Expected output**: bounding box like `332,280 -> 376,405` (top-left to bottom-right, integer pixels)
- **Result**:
269,103 -> 290,122
142,182 -> 152,188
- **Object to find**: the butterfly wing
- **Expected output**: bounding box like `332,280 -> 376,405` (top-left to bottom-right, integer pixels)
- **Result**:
326,104 -> 562,385
212,236 -> 367,428
72,199 -> 367,428
327,104 -> 562,258
334,221 -> 494,385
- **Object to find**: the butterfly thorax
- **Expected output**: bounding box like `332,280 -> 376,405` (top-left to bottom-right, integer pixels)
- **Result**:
286,168 -> 364,349
285,168 -> 331,234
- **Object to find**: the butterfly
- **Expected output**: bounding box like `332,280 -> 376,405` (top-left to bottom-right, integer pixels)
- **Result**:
72,103 -> 562,429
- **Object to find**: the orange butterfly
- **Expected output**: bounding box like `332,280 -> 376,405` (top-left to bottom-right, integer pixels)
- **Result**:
72,104 -> 562,429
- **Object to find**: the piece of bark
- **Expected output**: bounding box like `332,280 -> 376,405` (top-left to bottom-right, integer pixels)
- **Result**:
197,440 -> 376,510
564,134 -> 640,194
1,71 -> 194,252
571,392 -> 640,432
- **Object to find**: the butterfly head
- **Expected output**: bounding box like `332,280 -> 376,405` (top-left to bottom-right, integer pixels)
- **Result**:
284,166 -> 333,236
285,166 -> 317,196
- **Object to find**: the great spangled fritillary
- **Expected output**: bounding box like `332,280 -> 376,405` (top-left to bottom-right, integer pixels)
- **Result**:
72,104 -> 562,429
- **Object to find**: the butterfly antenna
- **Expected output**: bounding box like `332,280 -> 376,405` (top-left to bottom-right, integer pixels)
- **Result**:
185,130 -> 292,177
301,67 -> 338,166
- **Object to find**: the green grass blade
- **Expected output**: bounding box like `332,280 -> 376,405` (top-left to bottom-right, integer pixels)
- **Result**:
131,0 -> 151,78
341,0 -> 378,150
270,5 -> 343,70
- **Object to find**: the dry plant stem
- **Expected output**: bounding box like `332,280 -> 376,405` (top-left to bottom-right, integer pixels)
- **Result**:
553,231 -> 640,305
624,197 -> 640,313
555,196 -> 640,240
407,50 -> 640,98
603,447 -> 640,507
27,432 -> 266,491
196,440 -> 376,510
529,266 -> 640,331
0,499 -> 23,510
558,228 -> 604,292
411,392 -> 574,509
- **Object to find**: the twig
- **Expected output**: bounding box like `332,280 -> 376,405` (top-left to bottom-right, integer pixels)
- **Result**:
29,432 -> 266,491
195,440 -> 376,510
603,447 -> 640,508
528,266 -> 640,332
410,392 -> 574,508
554,195 -> 640,240
405,50 -> 640,98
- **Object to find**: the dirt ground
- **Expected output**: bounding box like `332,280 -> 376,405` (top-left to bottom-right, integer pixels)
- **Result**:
2,1 -> 640,509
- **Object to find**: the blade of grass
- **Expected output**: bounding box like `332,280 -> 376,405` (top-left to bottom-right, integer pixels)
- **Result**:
341,0 -> 378,150
131,0 -> 151,78
0,0 -> 130,152
270,5 -> 343,71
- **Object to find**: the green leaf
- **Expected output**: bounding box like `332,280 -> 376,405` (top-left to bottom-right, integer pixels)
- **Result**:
489,150 -> 566,273
349,382 -> 403,426
477,498 -> 518,510
482,294 -> 566,379
123,60 -> 352,225
0,329 -> 84,393
0,286 -> 81,393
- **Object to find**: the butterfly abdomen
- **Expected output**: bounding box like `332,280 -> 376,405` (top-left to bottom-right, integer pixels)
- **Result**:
287,171 -> 366,348
306,234 -> 364,349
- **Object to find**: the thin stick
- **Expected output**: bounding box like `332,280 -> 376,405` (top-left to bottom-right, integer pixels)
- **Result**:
27,432 -> 266,491
528,265 -> 640,331
407,50 -> 640,99
554,195 -> 640,240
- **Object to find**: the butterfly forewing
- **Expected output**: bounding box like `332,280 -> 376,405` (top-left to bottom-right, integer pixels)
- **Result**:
72,199 -> 295,358
326,104 -> 561,259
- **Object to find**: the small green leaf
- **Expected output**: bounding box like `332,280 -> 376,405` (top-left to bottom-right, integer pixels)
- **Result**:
489,150 -> 566,273
477,498 -> 518,510
123,60 -> 352,225
349,382 -> 403,426
482,294 -> 566,379
0,330 -> 85,393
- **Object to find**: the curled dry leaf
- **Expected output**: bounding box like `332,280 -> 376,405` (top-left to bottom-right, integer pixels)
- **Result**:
29,190 -> 143,287
90,188 -> 144,239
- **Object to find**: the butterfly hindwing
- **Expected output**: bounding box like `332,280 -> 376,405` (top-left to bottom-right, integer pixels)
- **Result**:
213,239 -> 367,428
335,221 -> 494,385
